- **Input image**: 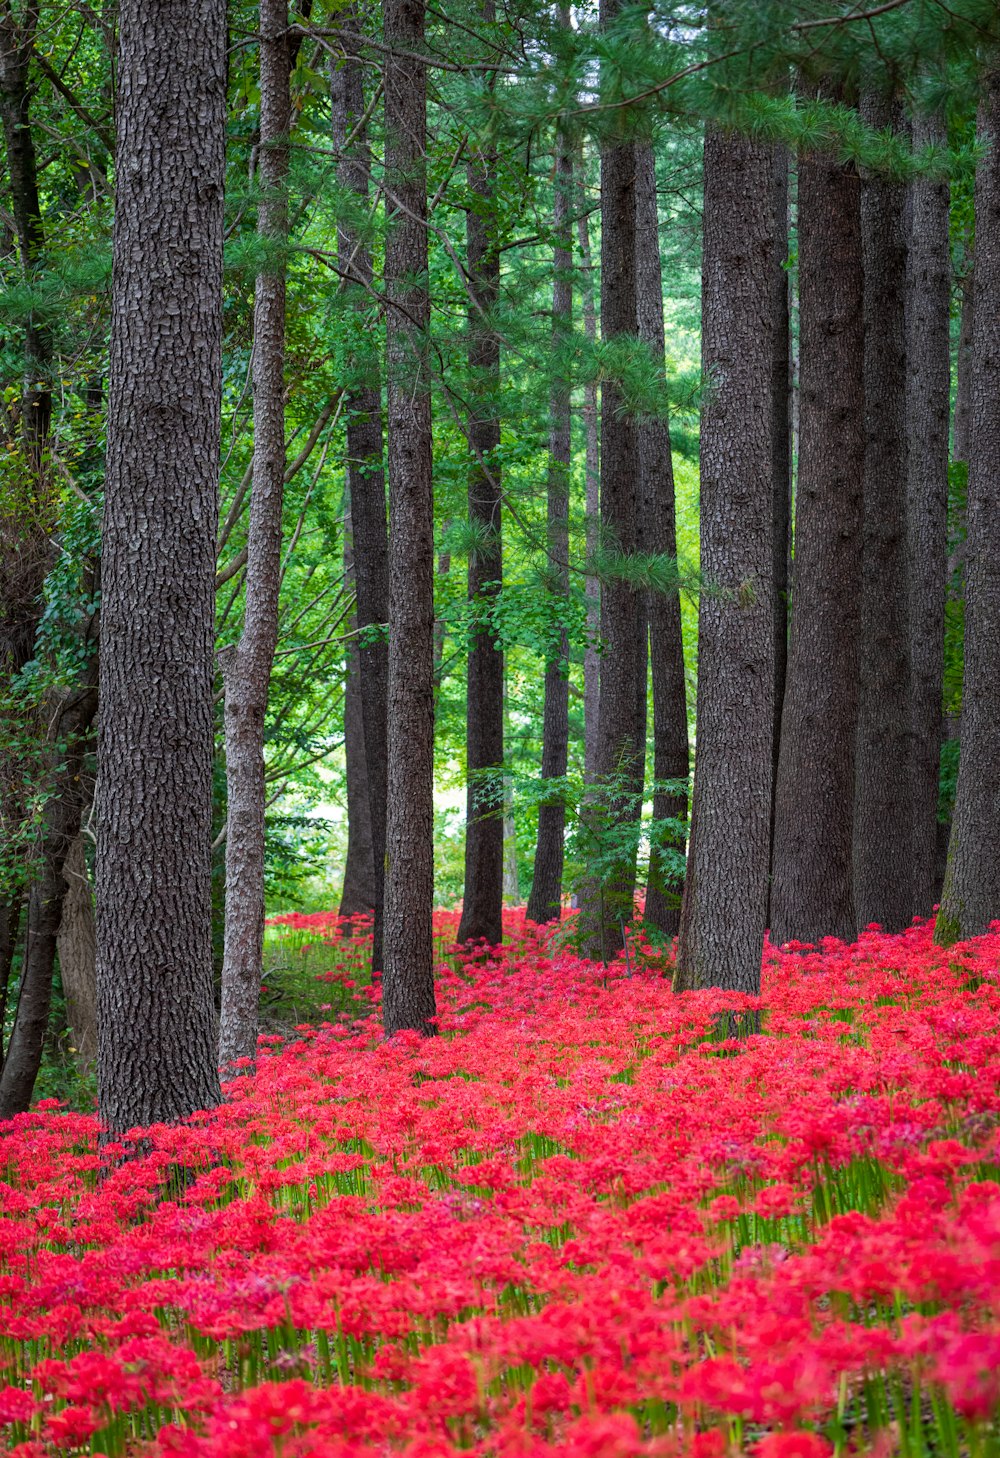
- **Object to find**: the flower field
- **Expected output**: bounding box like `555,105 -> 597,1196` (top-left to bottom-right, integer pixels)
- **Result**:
2,913 -> 1000,1458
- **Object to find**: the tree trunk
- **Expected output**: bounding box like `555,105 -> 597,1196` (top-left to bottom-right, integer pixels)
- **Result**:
338,501 -> 377,921
674,127 -> 775,995
634,141 -> 688,939
382,0 -> 437,1035
458,37 -> 504,949
853,93 -> 914,934
219,0 -> 291,1072
97,0 -> 226,1132
770,125 -> 864,946
768,144 -> 791,889
330,12 -> 389,970
0,666 -> 97,1117
577,185 -> 600,785
577,0 -> 642,957
0,2 -> 51,464
936,73 -> 1000,944
906,109 -> 950,917
56,835 -> 97,1074
527,129 -> 573,926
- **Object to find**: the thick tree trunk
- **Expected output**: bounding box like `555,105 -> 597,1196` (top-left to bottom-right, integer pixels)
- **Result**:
853,94 -> 914,934
577,190 -> 600,784
634,141 -> 688,939
382,0 -> 437,1035
674,127 -> 774,995
56,835 -> 97,1074
936,74 -> 1000,944
0,667 -> 97,1117
458,55 -> 504,949
769,144 -> 791,886
219,0 -> 291,1072
770,130 -> 864,946
338,503 -> 377,921
528,132 -> 573,926
330,15 -> 389,970
577,0 -> 642,957
97,0 -> 226,1131
906,109 -> 950,917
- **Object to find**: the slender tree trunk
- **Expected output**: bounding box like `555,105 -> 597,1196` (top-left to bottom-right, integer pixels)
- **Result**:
219,0 -> 291,1071
577,0 -> 642,957
330,13 -> 389,970
906,109 -> 950,917
0,666 -> 97,1117
338,501 -> 377,921
853,93 -> 914,934
382,0 -> 437,1035
769,144 -> 791,888
97,0 -> 226,1131
936,73 -> 1000,944
0,2 -> 51,464
770,127 -> 864,946
56,834 -> 97,1074
634,141 -> 688,938
458,38 -> 504,949
577,191 -> 601,784
674,127 -> 775,995
528,131 -> 573,925
433,526 -> 452,694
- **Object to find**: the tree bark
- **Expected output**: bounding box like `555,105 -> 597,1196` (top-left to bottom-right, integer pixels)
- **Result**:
97,0 -> 226,1132
56,834 -> 97,1074
634,141 -> 688,939
770,127 -> 864,946
382,0 -> 437,1035
906,109 -> 950,917
0,663 -> 97,1117
338,500 -> 377,921
768,144 -> 791,891
458,29 -> 504,949
674,126 -> 774,995
219,0 -> 291,1072
330,12 -> 389,970
577,0 -> 642,957
0,0 -> 51,464
577,182 -> 600,785
853,93 -> 914,934
936,73 -> 1000,944
527,130 -> 573,926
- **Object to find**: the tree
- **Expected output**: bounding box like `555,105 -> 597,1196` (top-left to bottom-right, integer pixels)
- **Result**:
96,0 -> 226,1132
219,0 -> 292,1071
906,108 -> 950,916
458,10 -> 504,949
577,0 -> 642,959
337,501 -> 378,924
936,69 -> 1000,944
674,124 -> 775,996
331,10 -> 389,968
634,139 -> 688,939
382,0 -> 437,1036
770,111 -> 864,946
853,93 -> 914,934
768,142 -> 791,884
527,130 -> 572,926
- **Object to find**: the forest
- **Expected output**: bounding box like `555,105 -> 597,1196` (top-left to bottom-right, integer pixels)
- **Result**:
2,0 -> 1000,1453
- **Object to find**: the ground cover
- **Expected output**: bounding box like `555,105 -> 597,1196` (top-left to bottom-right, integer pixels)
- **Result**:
1,912 -> 999,1457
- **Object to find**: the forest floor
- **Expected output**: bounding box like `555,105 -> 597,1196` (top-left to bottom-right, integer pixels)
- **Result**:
1,912 -> 999,1456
